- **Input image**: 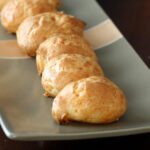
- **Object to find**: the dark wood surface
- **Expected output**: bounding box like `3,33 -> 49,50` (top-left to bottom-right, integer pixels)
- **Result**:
98,0 -> 150,68
1,0 -> 150,149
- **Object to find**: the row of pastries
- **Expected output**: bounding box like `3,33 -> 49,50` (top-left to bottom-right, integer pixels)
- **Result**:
0,0 -> 127,124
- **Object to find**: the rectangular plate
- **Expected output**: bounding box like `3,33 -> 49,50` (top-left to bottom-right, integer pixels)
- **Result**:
0,0 -> 150,141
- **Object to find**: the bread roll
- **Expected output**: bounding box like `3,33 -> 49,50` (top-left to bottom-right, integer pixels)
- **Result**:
1,0 -> 60,33
0,0 -> 10,10
52,76 -> 127,124
42,54 -> 104,97
17,12 -> 85,56
36,33 -> 97,75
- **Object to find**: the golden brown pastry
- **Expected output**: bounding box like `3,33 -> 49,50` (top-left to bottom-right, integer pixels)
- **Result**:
42,54 -> 104,97
0,0 -> 10,10
0,0 -> 60,33
17,12 -> 86,56
52,76 -> 127,124
36,33 -> 97,75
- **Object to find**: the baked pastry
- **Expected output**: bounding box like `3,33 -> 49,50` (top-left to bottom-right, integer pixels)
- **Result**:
17,12 -> 86,56
0,0 -> 10,10
42,54 -> 104,97
52,76 -> 127,124
0,0 -> 60,33
36,33 -> 97,75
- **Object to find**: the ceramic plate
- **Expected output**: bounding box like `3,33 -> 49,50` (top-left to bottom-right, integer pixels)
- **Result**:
0,0 -> 150,141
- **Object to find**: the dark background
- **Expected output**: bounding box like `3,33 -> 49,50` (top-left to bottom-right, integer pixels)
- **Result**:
1,0 -> 150,149
98,0 -> 150,68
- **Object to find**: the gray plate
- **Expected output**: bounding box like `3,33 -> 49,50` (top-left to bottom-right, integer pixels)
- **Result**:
0,0 -> 150,141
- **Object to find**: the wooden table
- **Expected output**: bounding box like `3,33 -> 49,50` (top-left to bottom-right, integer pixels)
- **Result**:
99,0 -> 150,68
0,0 -> 150,149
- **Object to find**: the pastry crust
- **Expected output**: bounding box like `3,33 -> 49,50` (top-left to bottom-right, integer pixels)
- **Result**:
36,33 -> 97,75
42,54 -> 104,97
52,76 -> 127,124
17,12 -> 86,56
0,0 -> 60,33
0,0 -> 10,10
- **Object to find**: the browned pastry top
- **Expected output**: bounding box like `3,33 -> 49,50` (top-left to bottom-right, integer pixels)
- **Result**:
42,54 -> 104,97
52,76 -> 127,124
0,0 -> 10,10
36,33 -> 97,75
1,0 -> 61,33
17,11 -> 86,56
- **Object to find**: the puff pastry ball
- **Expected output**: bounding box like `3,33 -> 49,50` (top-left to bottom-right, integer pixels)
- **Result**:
52,76 -> 127,124
17,12 -> 86,56
36,33 -> 97,75
42,54 -> 104,97
0,0 -> 60,33
0,0 -> 10,10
